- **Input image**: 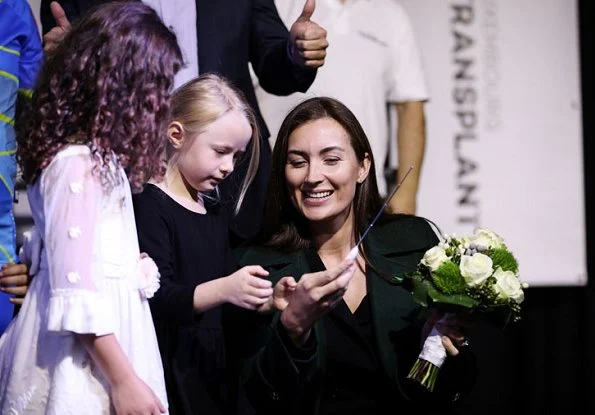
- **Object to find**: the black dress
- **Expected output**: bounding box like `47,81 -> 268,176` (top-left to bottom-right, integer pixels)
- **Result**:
133,184 -> 239,415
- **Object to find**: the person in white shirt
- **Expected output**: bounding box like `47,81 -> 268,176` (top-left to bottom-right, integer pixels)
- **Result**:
254,0 -> 428,214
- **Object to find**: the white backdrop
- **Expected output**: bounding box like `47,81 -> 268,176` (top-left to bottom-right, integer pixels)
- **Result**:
399,0 -> 585,286
28,0 -> 41,34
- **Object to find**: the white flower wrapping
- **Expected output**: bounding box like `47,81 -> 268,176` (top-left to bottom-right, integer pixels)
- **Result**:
136,253 -> 160,299
418,315 -> 450,367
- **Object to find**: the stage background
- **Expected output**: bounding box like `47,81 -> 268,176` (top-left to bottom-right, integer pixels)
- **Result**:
447,1 -> 594,413
399,0 -> 585,287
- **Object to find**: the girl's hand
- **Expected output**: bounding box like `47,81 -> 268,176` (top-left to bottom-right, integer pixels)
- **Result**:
223,265 -> 273,310
111,374 -> 166,415
257,276 -> 297,313
0,263 -> 31,305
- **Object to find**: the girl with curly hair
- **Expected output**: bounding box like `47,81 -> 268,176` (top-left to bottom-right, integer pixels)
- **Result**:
0,2 -> 183,414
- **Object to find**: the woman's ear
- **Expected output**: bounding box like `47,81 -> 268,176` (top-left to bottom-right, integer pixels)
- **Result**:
357,152 -> 371,184
168,121 -> 185,149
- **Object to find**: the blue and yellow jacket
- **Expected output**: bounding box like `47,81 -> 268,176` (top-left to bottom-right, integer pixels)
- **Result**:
0,0 -> 42,264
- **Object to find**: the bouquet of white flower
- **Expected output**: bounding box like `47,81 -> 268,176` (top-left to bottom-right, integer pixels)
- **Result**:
403,228 -> 528,392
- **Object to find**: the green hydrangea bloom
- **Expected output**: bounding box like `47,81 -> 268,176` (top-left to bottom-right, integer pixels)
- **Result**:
488,248 -> 519,273
431,260 -> 467,294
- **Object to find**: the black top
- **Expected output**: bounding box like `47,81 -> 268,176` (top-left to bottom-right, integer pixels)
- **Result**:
305,252 -> 401,415
133,184 -> 237,415
321,297 -> 393,414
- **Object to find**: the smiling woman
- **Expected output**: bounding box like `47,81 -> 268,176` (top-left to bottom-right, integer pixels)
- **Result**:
285,117 -> 371,225
230,97 -> 478,415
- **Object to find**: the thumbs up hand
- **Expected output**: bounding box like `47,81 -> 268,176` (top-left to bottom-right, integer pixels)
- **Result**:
288,0 -> 328,68
43,1 -> 72,54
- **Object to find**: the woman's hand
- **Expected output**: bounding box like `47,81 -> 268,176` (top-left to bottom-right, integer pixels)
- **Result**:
280,259 -> 356,346
0,263 -> 31,305
422,309 -> 473,357
111,374 -> 166,415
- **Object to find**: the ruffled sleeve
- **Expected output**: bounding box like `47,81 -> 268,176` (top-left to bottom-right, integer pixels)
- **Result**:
41,147 -> 113,335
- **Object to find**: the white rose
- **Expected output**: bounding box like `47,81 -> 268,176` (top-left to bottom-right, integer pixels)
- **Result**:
460,235 -> 474,249
421,246 -> 449,272
459,253 -> 493,287
470,228 -> 504,250
493,267 -> 525,303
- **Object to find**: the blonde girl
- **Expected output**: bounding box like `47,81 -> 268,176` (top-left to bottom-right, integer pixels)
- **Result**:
133,73 -> 294,415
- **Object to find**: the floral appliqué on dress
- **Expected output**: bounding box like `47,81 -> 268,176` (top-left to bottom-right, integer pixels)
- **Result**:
136,254 -> 160,299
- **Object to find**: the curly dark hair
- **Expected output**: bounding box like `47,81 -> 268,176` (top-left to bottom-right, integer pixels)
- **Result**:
17,1 -> 183,192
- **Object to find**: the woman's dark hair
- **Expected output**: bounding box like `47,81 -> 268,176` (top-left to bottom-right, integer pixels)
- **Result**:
257,96 -> 385,252
17,1 -> 183,192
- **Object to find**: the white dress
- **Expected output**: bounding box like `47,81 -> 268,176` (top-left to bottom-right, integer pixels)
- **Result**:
0,145 -> 168,414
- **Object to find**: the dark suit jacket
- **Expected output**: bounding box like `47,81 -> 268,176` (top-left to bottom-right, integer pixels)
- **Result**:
40,0 -> 317,243
230,216 -> 476,415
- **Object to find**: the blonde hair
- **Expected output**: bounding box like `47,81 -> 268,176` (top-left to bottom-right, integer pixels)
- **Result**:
166,73 -> 260,214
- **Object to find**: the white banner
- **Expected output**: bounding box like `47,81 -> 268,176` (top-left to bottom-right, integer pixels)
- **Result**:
399,0 -> 585,286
